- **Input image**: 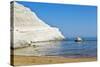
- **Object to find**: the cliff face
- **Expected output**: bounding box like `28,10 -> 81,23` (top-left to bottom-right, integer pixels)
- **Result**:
11,2 -> 65,48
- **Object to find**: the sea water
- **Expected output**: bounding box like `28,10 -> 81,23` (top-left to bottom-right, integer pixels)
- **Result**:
14,38 -> 97,58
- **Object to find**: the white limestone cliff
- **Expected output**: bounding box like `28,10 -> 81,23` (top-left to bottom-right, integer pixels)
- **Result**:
11,2 -> 65,48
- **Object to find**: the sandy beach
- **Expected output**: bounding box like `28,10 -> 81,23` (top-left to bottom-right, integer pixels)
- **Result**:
11,55 -> 97,66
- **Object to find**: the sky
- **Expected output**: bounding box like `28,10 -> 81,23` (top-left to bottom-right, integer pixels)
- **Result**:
17,1 -> 97,38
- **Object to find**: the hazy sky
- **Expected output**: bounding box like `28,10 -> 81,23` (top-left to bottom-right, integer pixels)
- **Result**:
17,1 -> 97,38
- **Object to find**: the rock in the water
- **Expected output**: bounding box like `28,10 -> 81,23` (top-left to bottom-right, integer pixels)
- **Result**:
11,2 -> 65,48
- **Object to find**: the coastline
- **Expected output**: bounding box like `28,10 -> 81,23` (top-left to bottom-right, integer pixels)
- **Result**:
11,55 -> 97,66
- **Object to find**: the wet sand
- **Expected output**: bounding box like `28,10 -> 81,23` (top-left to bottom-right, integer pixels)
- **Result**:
11,55 -> 97,66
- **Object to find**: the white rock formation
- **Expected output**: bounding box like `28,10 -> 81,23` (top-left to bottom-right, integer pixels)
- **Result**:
11,2 -> 65,48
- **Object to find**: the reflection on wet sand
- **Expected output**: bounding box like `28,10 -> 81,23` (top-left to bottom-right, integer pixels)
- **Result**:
14,41 -> 62,56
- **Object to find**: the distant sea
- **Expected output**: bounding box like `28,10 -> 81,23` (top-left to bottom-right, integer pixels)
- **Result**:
14,37 -> 97,58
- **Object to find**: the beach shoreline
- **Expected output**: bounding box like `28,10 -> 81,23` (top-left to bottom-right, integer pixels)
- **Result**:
11,55 -> 97,66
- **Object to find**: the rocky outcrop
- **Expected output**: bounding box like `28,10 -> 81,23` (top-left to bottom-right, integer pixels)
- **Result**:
11,2 -> 65,48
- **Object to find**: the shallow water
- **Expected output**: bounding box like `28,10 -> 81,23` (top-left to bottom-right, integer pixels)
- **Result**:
14,40 -> 97,58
